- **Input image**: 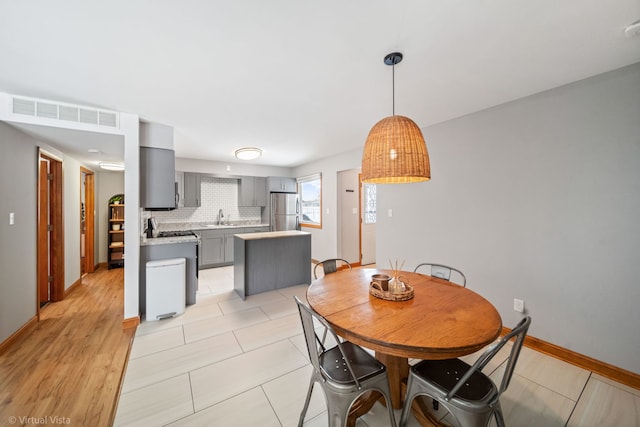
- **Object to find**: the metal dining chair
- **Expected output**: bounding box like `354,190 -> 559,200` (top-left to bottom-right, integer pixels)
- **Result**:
294,296 -> 397,427
399,316 -> 531,427
413,263 -> 467,287
313,258 -> 352,280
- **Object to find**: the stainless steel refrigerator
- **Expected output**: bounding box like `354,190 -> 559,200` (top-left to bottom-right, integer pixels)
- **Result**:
270,193 -> 300,231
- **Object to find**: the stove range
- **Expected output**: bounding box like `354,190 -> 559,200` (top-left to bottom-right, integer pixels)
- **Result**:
156,230 -> 196,238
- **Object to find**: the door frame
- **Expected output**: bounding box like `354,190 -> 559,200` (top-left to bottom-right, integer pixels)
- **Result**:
37,150 -> 64,316
80,167 -> 95,275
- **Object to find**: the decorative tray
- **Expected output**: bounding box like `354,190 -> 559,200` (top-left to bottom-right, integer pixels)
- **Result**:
369,281 -> 414,302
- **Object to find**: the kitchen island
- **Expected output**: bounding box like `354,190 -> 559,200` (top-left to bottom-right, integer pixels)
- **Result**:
234,230 -> 311,299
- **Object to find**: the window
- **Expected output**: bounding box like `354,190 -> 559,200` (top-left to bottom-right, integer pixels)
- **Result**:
363,183 -> 377,224
298,173 -> 322,228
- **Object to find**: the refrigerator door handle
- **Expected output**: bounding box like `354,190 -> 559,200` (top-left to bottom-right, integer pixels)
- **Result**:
296,197 -> 300,214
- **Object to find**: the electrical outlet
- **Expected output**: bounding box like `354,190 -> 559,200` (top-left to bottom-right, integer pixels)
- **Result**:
514,298 -> 525,313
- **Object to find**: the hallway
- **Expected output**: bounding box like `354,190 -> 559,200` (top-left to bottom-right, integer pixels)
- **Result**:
0,267 -> 133,426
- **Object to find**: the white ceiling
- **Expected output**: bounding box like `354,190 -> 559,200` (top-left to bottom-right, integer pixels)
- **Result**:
1,0 -> 639,168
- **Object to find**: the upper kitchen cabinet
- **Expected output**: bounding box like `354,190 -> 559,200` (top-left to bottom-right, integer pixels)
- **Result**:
140,146 -> 176,209
175,171 -> 184,208
267,176 -> 297,193
140,122 -> 176,210
183,172 -> 201,207
238,176 -> 267,207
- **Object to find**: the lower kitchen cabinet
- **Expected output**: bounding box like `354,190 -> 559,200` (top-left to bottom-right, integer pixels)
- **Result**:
139,240 -> 198,315
200,228 -> 247,268
200,230 -> 225,266
199,226 -> 270,269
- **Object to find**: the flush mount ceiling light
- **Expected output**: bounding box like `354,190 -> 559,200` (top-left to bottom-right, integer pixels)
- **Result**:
235,147 -> 262,160
98,161 -> 125,171
361,52 -> 431,184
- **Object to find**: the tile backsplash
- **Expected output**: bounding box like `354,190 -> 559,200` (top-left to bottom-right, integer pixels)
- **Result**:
141,176 -> 262,229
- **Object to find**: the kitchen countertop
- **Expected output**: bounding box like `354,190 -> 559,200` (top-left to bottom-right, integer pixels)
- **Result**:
140,235 -> 200,246
140,222 -> 270,246
235,230 -> 311,240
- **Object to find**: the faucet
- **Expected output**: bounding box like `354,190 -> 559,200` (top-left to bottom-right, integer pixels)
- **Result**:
218,209 -> 224,225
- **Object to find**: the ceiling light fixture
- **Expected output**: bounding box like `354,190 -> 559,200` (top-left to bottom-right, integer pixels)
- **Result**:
99,161 -> 125,171
235,147 -> 262,160
361,52 -> 431,184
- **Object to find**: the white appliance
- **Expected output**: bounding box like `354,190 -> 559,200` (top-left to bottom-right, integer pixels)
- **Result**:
270,193 -> 300,231
146,258 -> 186,321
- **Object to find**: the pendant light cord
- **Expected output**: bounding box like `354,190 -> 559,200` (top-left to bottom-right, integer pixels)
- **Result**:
392,62 -> 395,116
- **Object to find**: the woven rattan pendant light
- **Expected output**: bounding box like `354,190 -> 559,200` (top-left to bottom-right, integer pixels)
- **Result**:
361,52 -> 430,184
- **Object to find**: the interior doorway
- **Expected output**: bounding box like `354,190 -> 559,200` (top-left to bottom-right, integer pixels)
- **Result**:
37,150 -> 64,311
337,169 -> 362,266
80,168 -> 95,276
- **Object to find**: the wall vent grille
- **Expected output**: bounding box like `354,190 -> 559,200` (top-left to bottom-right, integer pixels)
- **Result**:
11,96 -> 119,129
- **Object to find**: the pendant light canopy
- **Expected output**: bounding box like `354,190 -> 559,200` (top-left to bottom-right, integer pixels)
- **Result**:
361,52 -> 430,184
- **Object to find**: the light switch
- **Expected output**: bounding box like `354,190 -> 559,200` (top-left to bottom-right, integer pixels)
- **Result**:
388,209 -> 393,217
326,208 -> 330,215
9,212 -> 15,225
352,207 -> 358,214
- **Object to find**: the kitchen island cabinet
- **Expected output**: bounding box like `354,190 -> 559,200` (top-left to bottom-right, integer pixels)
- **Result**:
234,230 -> 311,299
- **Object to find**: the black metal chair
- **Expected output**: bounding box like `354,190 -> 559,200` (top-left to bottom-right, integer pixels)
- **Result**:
399,316 -> 531,427
413,263 -> 467,287
313,258 -> 352,280
294,296 -> 397,427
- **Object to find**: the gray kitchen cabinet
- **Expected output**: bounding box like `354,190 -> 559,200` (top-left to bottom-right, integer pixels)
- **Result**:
140,146 -> 176,209
200,228 -> 245,268
225,233 -> 235,261
238,176 -> 267,206
183,172 -> 201,207
175,171 -> 184,208
139,240 -> 198,314
234,231 -> 311,299
267,176 -> 297,193
200,229 -> 225,266
244,226 -> 270,233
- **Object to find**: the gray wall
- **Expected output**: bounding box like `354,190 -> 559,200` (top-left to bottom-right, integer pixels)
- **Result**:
0,122 -> 38,342
377,63 -> 640,374
294,148 -> 362,261
0,121 -> 107,342
63,155 -> 83,289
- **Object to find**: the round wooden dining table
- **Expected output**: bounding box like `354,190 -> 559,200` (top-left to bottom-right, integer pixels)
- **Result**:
306,268 -> 502,413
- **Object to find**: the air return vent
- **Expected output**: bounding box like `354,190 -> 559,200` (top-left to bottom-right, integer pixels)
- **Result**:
11,95 -> 119,129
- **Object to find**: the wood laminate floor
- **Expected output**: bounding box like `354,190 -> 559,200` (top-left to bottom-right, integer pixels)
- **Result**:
0,266 -> 134,427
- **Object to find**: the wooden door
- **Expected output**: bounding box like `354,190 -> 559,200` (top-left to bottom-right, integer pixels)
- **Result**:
38,158 -> 50,306
80,168 -> 95,275
37,151 -> 64,312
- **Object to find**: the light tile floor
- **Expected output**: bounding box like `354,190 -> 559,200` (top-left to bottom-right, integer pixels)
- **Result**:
115,266 -> 640,426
